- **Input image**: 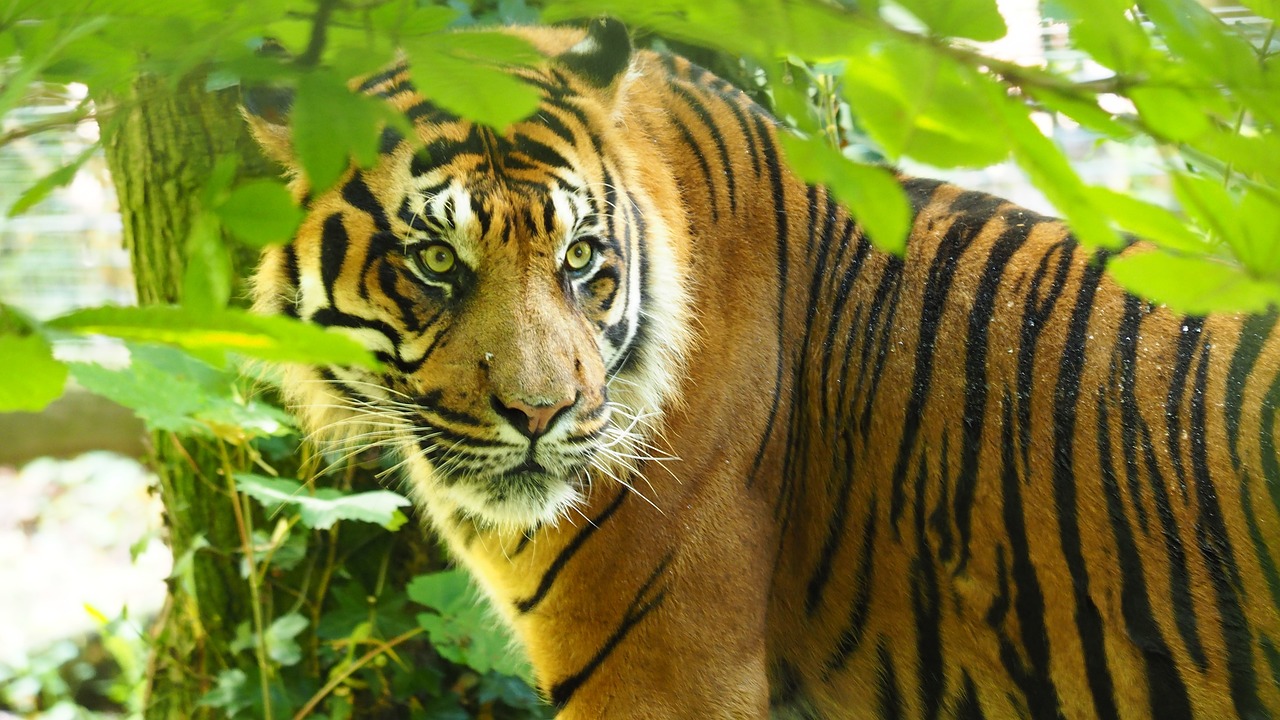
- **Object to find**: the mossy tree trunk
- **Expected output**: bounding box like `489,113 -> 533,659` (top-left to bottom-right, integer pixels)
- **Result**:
100,71 -> 276,719
99,70 -> 443,720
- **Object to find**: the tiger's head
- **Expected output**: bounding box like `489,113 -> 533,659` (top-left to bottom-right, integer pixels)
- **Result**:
247,20 -> 691,531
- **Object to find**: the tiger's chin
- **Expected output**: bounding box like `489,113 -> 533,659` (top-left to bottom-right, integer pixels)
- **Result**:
402,452 -> 587,531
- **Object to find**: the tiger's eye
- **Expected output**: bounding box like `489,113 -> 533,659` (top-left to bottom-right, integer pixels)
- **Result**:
565,240 -> 594,271
418,243 -> 456,275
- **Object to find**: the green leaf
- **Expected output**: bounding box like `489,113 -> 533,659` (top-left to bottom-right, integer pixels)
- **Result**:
1108,250 -> 1280,315
368,1 -> 458,39
182,213 -> 232,311
995,92 -> 1121,248
235,474 -> 412,530
410,570 -> 530,677
293,69 -> 386,192
407,570 -> 473,614
894,0 -> 1006,41
841,41 -> 1009,167
1029,87 -> 1134,140
7,144 -> 98,217
778,133 -> 911,254
70,344 -> 292,438
198,669 -> 251,713
1171,172 -> 1242,247
47,305 -> 380,368
405,34 -> 543,129
1233,189 -> 1280,279
215,180 -> 304,248
1084,187 -> 1207,254
0,334 -> 68,412
265,613 -> 309,667
1130,86 -> 1211,142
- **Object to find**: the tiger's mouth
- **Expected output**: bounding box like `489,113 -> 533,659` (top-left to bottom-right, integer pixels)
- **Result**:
409,424 -> 601,527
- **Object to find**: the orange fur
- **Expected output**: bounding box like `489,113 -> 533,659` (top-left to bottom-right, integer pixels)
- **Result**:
250,22 -> 1280,719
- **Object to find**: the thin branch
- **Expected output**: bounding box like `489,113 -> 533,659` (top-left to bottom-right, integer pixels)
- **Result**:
291,626 -> 426,719
297,0 -> 344,68
0,102 -> 96,149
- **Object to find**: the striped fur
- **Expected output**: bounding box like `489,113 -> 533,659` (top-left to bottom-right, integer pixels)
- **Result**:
249,23 -> 1280,719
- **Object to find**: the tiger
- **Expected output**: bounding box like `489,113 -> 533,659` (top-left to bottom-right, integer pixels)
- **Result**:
246,17 -> 1280,720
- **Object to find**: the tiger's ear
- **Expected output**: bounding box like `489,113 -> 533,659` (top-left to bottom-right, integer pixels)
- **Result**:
558,18 -> 632,92
241,39 -> 298,169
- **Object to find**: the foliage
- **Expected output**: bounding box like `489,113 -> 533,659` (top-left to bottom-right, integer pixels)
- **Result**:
2,0 -> 1279,717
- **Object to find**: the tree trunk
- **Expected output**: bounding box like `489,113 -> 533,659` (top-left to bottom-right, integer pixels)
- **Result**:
101,71 -> 275,719
100,70 -> 443,720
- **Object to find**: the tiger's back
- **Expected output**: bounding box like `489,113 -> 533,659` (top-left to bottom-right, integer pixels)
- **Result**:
248,20 -> 1280,719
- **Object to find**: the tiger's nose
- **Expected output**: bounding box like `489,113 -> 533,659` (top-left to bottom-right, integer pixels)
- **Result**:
490,394 -> 576,439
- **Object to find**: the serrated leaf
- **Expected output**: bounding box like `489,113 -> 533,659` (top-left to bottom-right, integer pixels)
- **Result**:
293,69 -> 385,192
1108,250 -> 1280,314
841,41 -> 1009,168
7,144 -> 98,217
369,2 -> 460,39
778,133 -> 910,254
1084,187 -> 1207,253
47,305 -> 380,368
69,344 -> 291,437
407,41 -> 541,129
235,474 -> 411,529
0,334 -> 68,412
1130,86 -> 1211,142
407,570 -> 473,614
434,31 -> 541,66
995,92 -> 1121,248
410,569 -> 529,677
1171,172 -> 1242,245
1030,87 -> 1134,140
215,179 -> 304,247
895,0 -> 1006,41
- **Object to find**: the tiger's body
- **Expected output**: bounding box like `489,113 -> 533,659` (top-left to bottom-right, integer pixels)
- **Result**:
248,20 -> 1280,719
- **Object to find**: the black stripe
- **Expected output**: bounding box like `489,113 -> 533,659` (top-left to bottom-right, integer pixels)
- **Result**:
994,391 -> 1060,720
341,175 -> 391,231
953,214 -> 1035,571
671,121 -> 719,221
806,430 -> 856,614
549,552 -> 672,708
514,490 -> 628,613
875,640 -> 904,720
669,80 -> 737,213
513,134 -> 574,171
281,244 -> 301,318
1096,385 -> 1194,719
1114,295 -> 1151,534
355,65 -> 407,93
1189,339 -> 1264,717
888,191 -> 1003,531
1164,315 -> 1205,501
955,673 -> 986,720
1016,240 -> 1074,476
822,496 -> 877,677
912,443 -> 944,720
1051,251 -> 1121,720
746,114 -> 789,488
319,213 -> 348,308
856,258 -> 905,440
1226,310 -> 1277,469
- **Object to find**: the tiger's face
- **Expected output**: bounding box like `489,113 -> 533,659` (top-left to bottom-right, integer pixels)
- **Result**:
249,25 -> 690,531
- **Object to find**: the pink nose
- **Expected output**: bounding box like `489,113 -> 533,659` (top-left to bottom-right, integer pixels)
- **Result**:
491,395 -> 576,439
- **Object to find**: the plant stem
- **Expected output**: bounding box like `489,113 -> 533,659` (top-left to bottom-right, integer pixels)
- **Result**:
292,627 -> 426,720
221,443 -> 274,720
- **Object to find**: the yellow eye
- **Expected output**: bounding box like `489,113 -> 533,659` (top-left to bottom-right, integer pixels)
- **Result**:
417,243 -> 456,275
565,240 -> 594,272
